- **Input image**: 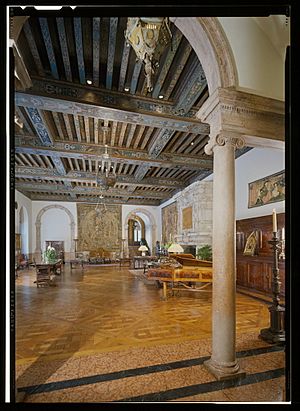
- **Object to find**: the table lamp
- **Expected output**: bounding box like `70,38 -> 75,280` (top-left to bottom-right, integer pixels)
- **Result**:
138,245 -> 148,256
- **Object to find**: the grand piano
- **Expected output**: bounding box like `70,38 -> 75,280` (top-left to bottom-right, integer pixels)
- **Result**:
147,253 -> 213,300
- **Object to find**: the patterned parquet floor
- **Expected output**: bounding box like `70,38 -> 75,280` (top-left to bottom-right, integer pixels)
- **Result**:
16,264 -> 270,363
15,264 -> 286,402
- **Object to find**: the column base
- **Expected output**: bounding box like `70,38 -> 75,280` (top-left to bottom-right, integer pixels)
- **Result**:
259,327 -> 285,344
204,358 -> 246,381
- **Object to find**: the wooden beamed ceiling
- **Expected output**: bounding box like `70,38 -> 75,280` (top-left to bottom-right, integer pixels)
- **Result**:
13,15 -> 246,205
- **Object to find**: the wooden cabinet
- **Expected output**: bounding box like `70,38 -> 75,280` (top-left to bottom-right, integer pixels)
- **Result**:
236,213 -> 285,298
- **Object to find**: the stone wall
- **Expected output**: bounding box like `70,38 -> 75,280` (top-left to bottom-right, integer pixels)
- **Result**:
174,181 -> 213,248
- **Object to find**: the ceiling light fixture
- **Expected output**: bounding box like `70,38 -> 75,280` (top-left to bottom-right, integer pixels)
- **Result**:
124,17 -> 172,93
95,144 -> 117,190
158,95 -> 164,99
124,87 -> 130,91
191,142 -> 194,146
86,79 -> 92,85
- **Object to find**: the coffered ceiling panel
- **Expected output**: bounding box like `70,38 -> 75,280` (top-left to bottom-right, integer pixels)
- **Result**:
14,15 -> 250,205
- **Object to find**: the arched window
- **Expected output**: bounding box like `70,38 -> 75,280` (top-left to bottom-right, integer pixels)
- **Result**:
133,220 -> 141,242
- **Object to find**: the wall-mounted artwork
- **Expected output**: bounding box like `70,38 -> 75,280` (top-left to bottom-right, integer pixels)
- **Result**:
248,170 -> 285,208
77,204 -> 122,252
243,231 -> 257,256
162,202 -> 177,244
182,206 -> 193,229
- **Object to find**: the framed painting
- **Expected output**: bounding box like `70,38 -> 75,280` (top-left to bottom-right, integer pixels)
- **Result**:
248,170 -> 285,208
243,231 -> 257,256
182,206 -> 193,230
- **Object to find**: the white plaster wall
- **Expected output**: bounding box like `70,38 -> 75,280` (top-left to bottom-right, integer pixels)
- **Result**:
32,201 -> 77,254
15,191 -> 32,254
234,148 -> 285,220
203,147 -> 285,220
218,16 -> 287,100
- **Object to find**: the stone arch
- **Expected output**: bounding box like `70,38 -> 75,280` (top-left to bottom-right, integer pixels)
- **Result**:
123,208 -> 157,256
35,204 -> 75,253
171,17 -> 238,94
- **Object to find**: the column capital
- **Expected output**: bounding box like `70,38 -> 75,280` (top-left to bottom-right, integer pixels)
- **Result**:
205,132 -> 245,155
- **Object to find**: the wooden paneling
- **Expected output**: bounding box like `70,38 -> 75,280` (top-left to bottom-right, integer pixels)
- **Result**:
236,213 -> 285,297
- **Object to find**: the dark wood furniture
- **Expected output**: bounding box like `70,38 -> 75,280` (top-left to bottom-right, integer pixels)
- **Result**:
70,259 -> 85,271
236,213 -> 285,298
34,265 -> 52,287
133,256 -> 158,269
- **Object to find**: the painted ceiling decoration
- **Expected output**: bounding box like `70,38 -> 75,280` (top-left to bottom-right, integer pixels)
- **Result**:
14,16 -> 249,205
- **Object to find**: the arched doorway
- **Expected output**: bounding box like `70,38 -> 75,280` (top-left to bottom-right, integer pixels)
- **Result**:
124,208 -> 157,258
35,204 -> 75,259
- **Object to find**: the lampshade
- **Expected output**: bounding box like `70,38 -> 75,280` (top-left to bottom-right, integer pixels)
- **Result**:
138,245 -> 148,256
138,245 -> 148,252
167,243 -> 184,253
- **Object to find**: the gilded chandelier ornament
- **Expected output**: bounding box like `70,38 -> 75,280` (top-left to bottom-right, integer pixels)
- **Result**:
124,17 -> 172,92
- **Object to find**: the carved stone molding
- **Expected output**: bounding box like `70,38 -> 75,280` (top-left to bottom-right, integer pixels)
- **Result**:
197,87 -> 285,147
171,17 -> 237,94
35,204 -> 76,253
205,132 -> 245,155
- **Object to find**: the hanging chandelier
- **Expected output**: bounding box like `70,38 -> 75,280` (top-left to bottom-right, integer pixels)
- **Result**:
95,145 -> 117,190
124,17 -> 172,92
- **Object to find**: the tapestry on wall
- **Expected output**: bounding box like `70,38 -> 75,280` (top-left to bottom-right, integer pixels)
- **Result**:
162,202 -> 177,245
248,170 -> 285,208
77,204 -> 122,252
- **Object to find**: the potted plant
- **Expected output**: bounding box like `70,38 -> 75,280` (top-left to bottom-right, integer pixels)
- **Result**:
43,245 -> 57,263
196,244 -> 212,261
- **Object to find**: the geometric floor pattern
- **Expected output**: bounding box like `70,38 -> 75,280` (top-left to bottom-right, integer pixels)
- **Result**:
15,265 -> 287,403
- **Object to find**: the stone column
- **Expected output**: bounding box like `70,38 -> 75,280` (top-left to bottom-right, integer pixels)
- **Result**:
204,133 -> 246,380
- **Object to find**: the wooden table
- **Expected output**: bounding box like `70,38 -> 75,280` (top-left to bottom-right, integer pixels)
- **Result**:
34,259 -> 62,275
133,256 -> 158,269
69,259 -> 85,270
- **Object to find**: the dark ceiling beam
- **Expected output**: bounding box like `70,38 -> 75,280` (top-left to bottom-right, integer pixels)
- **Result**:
16,90 -> 207,134
24,108 -> 53,146
28,192 -> 161,206
148,128 -> 175,157
118,41 -> 130,91
15,142 -> 213,170
164,43 -> 192,100
18,76 -> 203,124
15,182 -> 170,199
39,17 -> 59,80
56,17 -> 72,82
92,17 -> 101,87
152,30 -> 182,99
106,17 -> 118,90
174,65 -> 207,114
74,17 -> 86,85
15,165 -> 185,189
23,20 -> 44,76
130,61 -> 143,95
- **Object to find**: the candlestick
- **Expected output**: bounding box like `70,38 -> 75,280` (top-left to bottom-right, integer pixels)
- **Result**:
281,227 -> 285,240
259,231 -> 285,344
272,209 -> 277,233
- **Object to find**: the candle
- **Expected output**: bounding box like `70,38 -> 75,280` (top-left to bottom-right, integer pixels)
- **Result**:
282,227 -> 285,240
272,209 -> 277,233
